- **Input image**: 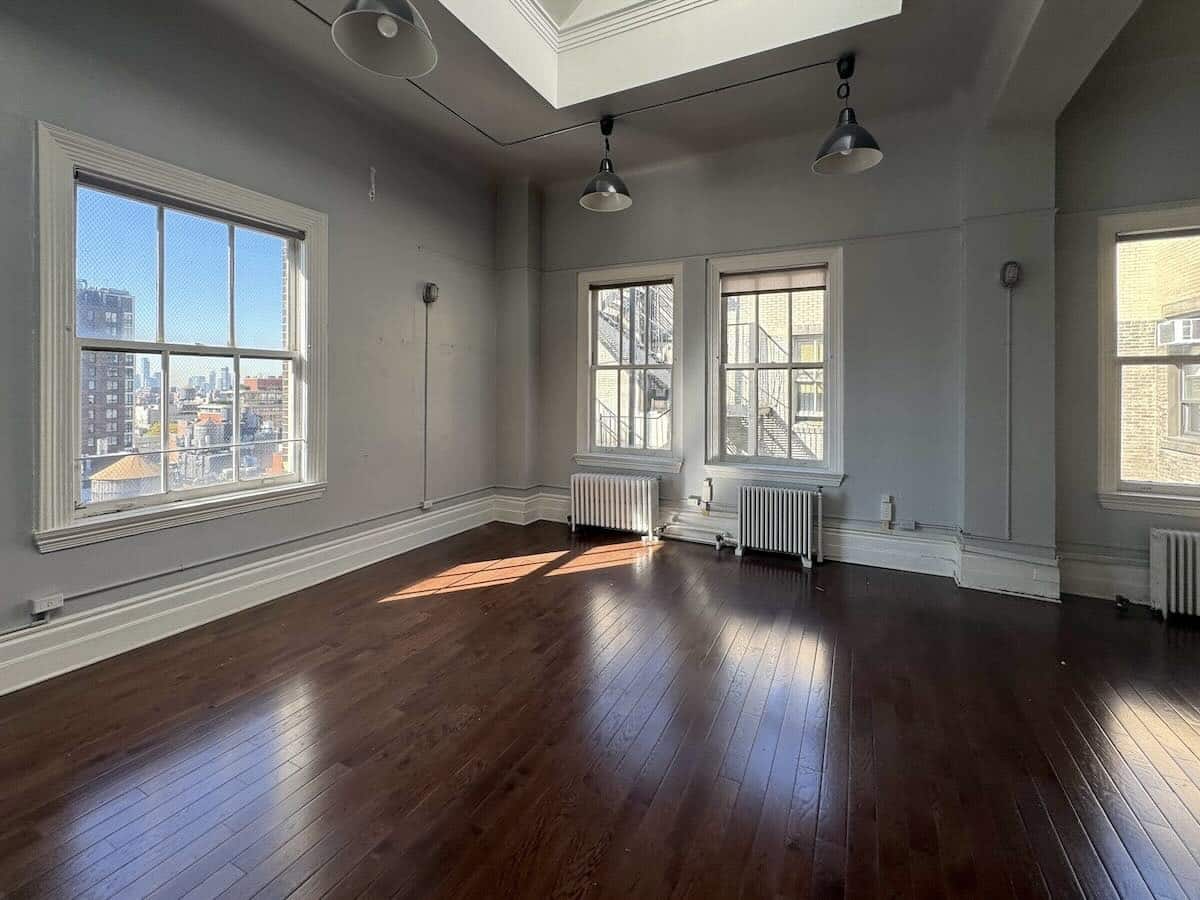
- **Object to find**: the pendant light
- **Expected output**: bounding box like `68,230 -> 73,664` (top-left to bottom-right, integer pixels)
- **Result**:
812,54 -> 883,175
332,0 -> 438,78
580,116 -> 632,213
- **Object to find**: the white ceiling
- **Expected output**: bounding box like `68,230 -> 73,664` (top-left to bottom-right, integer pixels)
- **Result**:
198,0 -> 1007,182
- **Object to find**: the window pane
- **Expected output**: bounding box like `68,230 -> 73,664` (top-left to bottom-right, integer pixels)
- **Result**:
81,452 -> 163,506
792,290 -> 825,363
620,369 -> 645,448
725,296 -> 754,364
594,370 -> 619,447
164,210 -> 230,346
1117,233 -> 1200,358
757,292 -> 789,363
792,369 -> 824,461
79,350 -> 160,460
648,284 -> 673,365
595,289 -> 621,365
1119,364 -> 1200,485
235,228 -> 288,349
724,370 -> 753,456
619,289 -> 635,365
646,369 -> 671,451
757,369 -> 788,458
629,285 -> 647,365
168,354 -> 235,490
240,440 -> 295,480
239,358 -> 291,445
76,187 -> 158,342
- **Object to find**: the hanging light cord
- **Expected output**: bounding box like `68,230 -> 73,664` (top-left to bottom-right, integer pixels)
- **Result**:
289,0 -> 837,148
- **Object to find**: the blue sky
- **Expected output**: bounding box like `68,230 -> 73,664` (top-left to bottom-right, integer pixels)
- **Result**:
76,187 -> 286,356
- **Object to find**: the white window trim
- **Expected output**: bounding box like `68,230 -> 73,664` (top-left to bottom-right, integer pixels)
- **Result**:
1098,203 -> 1200,517
705,246 -> 844,487
575,261 -> 684,475
35,122 -> 328,552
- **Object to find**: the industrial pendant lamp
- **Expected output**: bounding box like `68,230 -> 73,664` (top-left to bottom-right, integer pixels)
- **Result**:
812,54 -> 883,175
580,116 -> 632,213
332,0 -> 438,78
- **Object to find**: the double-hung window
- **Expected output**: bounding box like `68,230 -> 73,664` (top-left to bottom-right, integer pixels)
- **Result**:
36,124 -> 327,551
706,248 -> 843,486
576,263 -> 683,474
1099,206 -> 1200,514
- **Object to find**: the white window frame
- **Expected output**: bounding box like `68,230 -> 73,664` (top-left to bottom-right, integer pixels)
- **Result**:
35,123 -> 328,552
1098,204 -> 1200,516
705,247 -> 844,487
575,262 -> 683,475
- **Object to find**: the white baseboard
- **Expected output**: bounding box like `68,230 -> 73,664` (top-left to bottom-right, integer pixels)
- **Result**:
957,546 -> 1061,602
1059,553 -> 1150,605
0,488 -> 1064,697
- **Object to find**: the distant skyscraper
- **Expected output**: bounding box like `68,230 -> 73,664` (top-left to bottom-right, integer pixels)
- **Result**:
78,283 -> 134,459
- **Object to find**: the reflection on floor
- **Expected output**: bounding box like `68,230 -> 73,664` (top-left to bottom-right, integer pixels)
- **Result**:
1,521 -> 1198,899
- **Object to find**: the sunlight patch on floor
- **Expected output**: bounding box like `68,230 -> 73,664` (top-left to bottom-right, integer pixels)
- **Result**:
379,550 -> 568,601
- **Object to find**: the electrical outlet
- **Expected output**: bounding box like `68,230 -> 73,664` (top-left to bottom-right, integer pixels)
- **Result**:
30,593 -> 64,616
880,494 -> 894,529
421,499 -> 434,511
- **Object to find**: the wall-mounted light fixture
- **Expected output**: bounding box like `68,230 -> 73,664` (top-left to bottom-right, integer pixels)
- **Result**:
812,54 -> 883,175
580,116 -> 633,213
332,0 -> 438,78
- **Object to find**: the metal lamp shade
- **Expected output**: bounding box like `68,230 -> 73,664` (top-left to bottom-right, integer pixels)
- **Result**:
579,158 -> 633,212
332,0 -> 438,78
812,107 -> 883,175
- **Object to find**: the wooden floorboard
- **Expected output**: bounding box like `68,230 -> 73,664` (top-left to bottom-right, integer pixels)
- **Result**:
2,521 -> 1199,898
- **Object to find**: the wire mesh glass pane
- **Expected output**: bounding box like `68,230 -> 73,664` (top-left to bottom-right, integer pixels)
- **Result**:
235,228 -> 288,349
646,369 -> 671,451
792,369 -> 824,461
1117,233 -> 1200,358
239,358 -> 291,446
757,292 -> 789,363
76,187 -> 158,342
629,285 -> 647,365
792,290 -> 825,363
239,440 -> 295,480
594,370 -> 619,448
168,355 -> 235,490
595,288 -> 621,365
164,210 -> 230,346
81,451 -> 163,506
648,284 -> 673,365
620,369 -> 645,448
757,369 -> 788,458
79,349 -> 160,459
1120,363 -> 1200,485
724,370 -> 753,457
725,295 -> 754,364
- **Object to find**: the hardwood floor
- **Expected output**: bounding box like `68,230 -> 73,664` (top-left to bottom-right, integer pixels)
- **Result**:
2,522 -> 1200,899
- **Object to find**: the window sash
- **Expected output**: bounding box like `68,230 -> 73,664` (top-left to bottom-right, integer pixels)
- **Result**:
589,282 -> 674,455
1115,357 -> 1200,494
73,183 -> 303,512
718,283 -> 827,463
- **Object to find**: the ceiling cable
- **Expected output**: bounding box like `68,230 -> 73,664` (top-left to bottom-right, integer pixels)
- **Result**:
289,0 -> 837,148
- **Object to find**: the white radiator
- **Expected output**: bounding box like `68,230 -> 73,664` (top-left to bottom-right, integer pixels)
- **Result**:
1151,528 -> 1200,618
570,473 -> 659,538
736,485 -> 823,568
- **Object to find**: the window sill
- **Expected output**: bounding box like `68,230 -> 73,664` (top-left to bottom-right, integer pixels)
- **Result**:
34,481 -> 327,553
1098,489 -> 1200,517
574,452 -> 683,475
704,462 -> 845,487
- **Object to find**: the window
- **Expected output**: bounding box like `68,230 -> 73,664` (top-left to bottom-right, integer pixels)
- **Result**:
706,248 -> 843,486
36,124 -> 327,551
576,263 -> 683,474
1099,206 -> 1200,514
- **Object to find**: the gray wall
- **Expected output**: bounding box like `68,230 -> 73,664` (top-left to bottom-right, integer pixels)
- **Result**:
0,0 -> 498,631
1056,33 -> 1200,560
537,107 -> 966,531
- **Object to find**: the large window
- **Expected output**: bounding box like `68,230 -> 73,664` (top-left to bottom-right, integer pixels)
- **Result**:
576,264 -> 682,473
37,124 -> 327,551
1099,209 -> 1200,513
706,248 -> 843,485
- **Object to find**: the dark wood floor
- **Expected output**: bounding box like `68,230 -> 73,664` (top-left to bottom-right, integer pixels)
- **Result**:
2,523 -> 1200,899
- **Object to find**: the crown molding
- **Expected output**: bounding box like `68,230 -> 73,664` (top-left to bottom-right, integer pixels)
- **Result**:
510,0 -> 721,53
